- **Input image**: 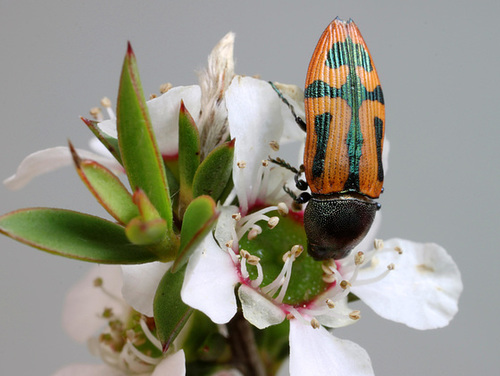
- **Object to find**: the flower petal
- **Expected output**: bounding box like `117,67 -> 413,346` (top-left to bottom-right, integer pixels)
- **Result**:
352,238 -> 463,330
52,363 -> 126,376
226,76 -> 288,212
121,261 -> 172,317
151,350 -> 186,376
238,284 -> 286,329
148,85 -> 201,156
289,319 -> 374,376
181,233 -> 239,324
62,265 -> 124,342
4,146 -> 122,190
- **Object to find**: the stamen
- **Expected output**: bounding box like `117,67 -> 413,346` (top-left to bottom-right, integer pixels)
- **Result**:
394,246 -> 403,254
352,265 -> 393,286
262,159 -> 270,167
247,225 -> 262,240
267,216 -> 279,229
374,239 -> 384,250
237,161 -> 246,168
349,310 -> 361,320
100,97 -> 115,120
354,251 -> 365,265
325,299 -> 335,309
269,140 -> 280,151
90,107 -> 103,121
277,202 -> 289,216
310,318 -> 320,329
232,213 -> 242,221
340,280 -> 351,290
139,319 -> 162,351
251,262 -> 264,288
159,83 -> 173,94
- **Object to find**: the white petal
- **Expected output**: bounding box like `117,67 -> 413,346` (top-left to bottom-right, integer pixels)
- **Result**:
52,363 -> 126,376
226,76 -> 287,211
181,233 -> 239,324
148,85 -> 201,156
352,238 -> 463,330
3,146 -> 122,190
121,261 -> 172,317
151,350 -> 186,376
289,320 -> 374,376
62,265 -> 124,343
214,206 -> 239,246
271,82 -> 306,143
238,284 -> 286,329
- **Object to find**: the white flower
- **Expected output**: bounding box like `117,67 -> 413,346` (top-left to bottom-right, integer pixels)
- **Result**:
54,265 -> 185,376
177,75 -> 462,375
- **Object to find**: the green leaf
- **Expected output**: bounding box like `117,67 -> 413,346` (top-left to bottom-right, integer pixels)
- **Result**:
0,208 -> 158,264
172,195 -> 218,272
69,143 -> 139,225
192,138 -> 234,201
178,101 -> 200,216
80,117 -> 122,164
153,265 -> 193,352
125,217 -> 167,245
116,43 -> 172,229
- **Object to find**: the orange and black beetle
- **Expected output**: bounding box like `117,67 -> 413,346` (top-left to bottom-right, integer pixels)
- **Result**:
272,18 -> 385,260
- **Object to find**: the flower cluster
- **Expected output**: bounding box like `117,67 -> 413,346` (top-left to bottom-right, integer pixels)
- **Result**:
1,31 -> 462,376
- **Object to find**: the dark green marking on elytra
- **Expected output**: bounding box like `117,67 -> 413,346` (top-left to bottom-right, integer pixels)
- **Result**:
374,117 -> 384,182
305,33 -> 384,193
312,113 -> 332,178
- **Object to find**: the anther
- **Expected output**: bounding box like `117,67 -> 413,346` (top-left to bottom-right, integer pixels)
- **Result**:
269,140 -> 280,151
93,277 -> 103,287
325,299 -> 335,309
374,239 -> 384,250
349,310 -> 361,320
237,161 -> 247,168
160,83 -> 173,94
240,249 -> 250,259
232,213 -> 242,221
322,263 -> 334,275
100,97 -> 112,108
267,216 -> 279,229
322,274 -> 336,284
149,94 -> 157,99
262,159 -> 270,167
89,107 -> 102,120
355,251 -> 365,265
394,246 -> 403,254
310,318 -> 320,329
277,202 -> 289,216
387,263 -> 395,270
340,280 -> 351,289
247,226 -> 262,240
102,308 -> 113,318
282,251 -> 291,262
291,244 -> 304,258
225,239 -> 234,248
247,255 -> 261,265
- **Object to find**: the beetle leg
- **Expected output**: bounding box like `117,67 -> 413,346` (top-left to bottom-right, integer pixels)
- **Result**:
268,81 -> 307,132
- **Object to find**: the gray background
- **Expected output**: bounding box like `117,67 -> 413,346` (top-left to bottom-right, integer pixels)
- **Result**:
1,0 -> 498,375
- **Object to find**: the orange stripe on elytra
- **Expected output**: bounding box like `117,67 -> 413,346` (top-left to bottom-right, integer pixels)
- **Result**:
358,100 -> 385,197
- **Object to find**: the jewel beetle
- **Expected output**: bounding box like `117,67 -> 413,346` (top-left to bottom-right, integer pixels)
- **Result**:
272,18 -> 385,260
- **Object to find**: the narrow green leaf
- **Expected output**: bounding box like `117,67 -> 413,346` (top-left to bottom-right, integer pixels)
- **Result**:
192,139 -> 235,201
0,208 -> 158,264
178,101 -> 200,216
153,265 -> 193,352
80,117 -> 122,164
70,143 -> 138,225
116,43 -> 172,229
172,195 -> 218,272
